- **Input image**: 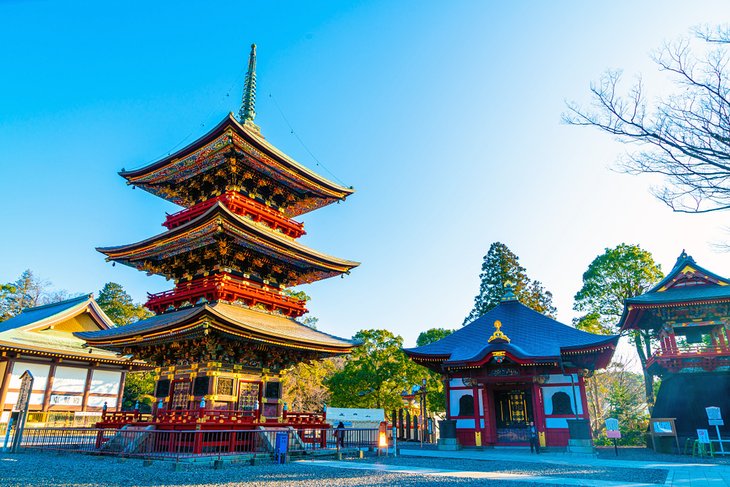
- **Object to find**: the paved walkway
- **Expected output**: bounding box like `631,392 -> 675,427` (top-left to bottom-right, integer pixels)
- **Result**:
298,447 -> 730,486
398,448 -> 730,486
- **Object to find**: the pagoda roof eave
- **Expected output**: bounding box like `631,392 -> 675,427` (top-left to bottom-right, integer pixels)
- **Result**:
75,302 -> 356,354
119,113 -> 353,208
96,201 -> 359,280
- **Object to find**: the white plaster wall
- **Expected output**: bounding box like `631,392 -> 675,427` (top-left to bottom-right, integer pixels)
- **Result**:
90,370 -> 122,395
449,388 -> 475,417
544,374 -> 578,384
545,418 -> 569,428
9,362 -> 49,391
88,396 -> 118,408
4,392 -> 44,406
456,419 -> 475,429
52,367 -> 88,393
541,385 -> 583,416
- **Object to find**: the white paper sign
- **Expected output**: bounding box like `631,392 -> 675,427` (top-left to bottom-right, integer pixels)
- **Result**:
698,429 -> 711,444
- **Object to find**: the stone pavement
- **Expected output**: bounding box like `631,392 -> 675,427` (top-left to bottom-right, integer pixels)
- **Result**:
298,447 -> 730,486
397,447 -> 730,486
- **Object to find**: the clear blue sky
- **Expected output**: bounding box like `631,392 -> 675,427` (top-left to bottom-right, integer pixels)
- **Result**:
1,1 -> 729,349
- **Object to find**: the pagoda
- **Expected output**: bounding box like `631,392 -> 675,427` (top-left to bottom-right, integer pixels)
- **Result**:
618,251 -> 730,441
405,285 -> 618,449
78,45 -> 359,426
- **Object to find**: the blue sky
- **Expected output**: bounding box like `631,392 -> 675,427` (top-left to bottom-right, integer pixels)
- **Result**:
1,1 -> 729,350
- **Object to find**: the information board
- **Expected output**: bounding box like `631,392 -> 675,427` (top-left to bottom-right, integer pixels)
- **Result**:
606,418 -> 621,439
698,429 -> 711,444
706,406 -> 724,426
14,371 -> 33,412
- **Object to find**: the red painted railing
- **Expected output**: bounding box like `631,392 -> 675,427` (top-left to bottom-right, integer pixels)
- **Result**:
647,345 -> 730,372
146,272 -> 307,316
163,191 -> 305,238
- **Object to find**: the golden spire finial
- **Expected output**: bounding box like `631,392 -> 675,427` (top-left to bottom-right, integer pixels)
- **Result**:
488,320 -> 511,343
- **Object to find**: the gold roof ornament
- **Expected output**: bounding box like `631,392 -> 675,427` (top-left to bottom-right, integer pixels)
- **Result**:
488,320 -> 511,343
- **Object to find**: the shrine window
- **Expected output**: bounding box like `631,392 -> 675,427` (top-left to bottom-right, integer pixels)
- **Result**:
458,394 -> 474,416
551,391 -> 574,415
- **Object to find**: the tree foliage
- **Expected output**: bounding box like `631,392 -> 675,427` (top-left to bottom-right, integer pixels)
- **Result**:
564,25 -> 730,215
282,357 -> 343,412
96,282 -> 152,326
586,360 -> 649,446
573,244 -> 663,405
326,329 -> 423,411
464,242 -> 557,325
0,270 -> 76,321
122,371 -> 156,412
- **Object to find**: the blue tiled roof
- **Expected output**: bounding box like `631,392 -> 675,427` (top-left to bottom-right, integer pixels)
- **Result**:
0,295 -> 91,333
626,285 -> 730,305
404,300 -> 617,365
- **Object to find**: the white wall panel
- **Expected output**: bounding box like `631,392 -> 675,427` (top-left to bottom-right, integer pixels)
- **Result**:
88,396 -> 117,408
52,367 -> 88,393
90,370 -> 122,394
9,362 -> 49,391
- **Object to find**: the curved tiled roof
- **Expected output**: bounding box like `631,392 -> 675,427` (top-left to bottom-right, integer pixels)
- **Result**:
404,300 -> 617,366
96,202 -> 359,284
76,301 -> 355,352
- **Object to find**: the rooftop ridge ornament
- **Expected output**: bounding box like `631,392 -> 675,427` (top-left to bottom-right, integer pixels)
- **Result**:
488,320 -> 511,343
239,43 -> 258,128
501,281 -> 517,302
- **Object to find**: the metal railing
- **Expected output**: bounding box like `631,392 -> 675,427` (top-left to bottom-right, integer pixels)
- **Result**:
12,426 -> 381,461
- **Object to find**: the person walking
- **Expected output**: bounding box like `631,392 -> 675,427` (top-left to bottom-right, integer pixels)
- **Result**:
529,422 -> 540,454
336,421 -> 345,449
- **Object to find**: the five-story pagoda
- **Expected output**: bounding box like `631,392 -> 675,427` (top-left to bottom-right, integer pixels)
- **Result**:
78,45 -> 359,425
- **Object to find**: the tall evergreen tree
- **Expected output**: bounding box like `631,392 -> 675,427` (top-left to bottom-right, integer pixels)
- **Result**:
96,282 -> 152,326
463,242 -> 557,325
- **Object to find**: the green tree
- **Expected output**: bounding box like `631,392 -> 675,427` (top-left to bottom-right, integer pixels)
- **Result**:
573,244 -> 663,405
326,329 -> 422,411
564,26 -> 730,215
122,371 -> 156,412
282,357 -> 343,412
415,328 -> 454,413
586,360 -> 648,446
97,282 -> 152,326
464,242 -> 557,325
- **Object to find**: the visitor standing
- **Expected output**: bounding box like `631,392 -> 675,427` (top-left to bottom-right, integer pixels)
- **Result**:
529,422 -> 540,454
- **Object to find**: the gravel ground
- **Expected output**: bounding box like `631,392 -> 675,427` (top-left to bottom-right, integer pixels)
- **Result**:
0,451 -> 672,487
359,456 -> 668,484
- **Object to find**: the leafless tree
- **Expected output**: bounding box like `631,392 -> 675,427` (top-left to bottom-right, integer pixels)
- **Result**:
564,25 -> 730,214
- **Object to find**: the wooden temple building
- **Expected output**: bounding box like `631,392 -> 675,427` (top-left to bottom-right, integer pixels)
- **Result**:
619,251 -> 730,440
404,285 -> 618,448
0,295 -> 132,424
78,44 -> 359,432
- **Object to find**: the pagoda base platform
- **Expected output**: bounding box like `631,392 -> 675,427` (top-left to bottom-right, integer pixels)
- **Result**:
95,410 -> 333,455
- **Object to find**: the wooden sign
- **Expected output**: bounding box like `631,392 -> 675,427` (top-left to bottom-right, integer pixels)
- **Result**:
649,418 -> 680,453
14,370 -> 33,412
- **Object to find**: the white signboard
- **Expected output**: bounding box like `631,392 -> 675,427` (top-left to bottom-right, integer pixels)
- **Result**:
698,429 -> 711,444
50,394 -> 83,406
707,406 -> 724,426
